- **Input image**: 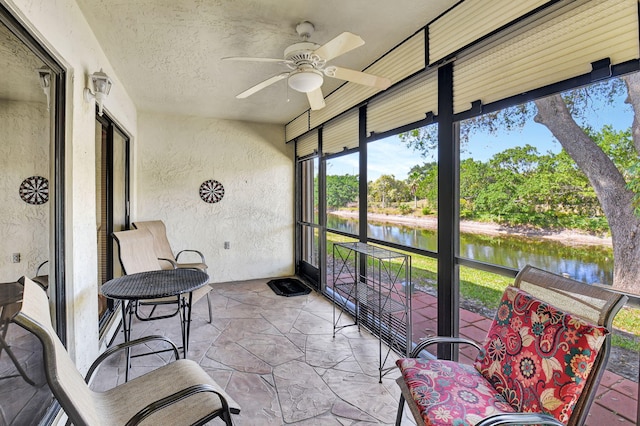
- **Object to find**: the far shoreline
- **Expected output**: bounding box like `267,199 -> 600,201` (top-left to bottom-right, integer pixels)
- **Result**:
329,210 -> 613,247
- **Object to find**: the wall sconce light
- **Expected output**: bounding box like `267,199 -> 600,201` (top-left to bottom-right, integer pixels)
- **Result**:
37,66 -> 51,111
84,69 -> 112,116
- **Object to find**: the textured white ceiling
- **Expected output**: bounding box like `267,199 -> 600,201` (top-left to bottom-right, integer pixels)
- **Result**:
74,0 -> 456,124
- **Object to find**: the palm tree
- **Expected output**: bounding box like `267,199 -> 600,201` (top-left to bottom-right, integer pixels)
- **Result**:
407,171 -> 422,209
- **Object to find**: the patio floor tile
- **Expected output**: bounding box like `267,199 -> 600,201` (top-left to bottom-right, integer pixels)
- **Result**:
87,280 -> 637,425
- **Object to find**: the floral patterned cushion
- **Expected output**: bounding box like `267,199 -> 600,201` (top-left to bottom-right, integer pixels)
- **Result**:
474,286 -> 608,424
396,358 -> 516,425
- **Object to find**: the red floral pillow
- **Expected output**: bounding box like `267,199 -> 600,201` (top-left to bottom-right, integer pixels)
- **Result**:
474,286 -> 608,424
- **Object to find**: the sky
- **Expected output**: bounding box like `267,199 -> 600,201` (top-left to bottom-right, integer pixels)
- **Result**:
327,90 -> 634,182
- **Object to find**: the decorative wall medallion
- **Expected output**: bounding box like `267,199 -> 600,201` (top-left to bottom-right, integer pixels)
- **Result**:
19,175 -> 49,205
199,179 -> 224,203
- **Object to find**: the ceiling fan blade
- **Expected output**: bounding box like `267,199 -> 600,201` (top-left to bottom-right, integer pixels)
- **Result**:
313,32 -> 364,61
236,73 -> 289,99
325,66 -> 391,90
306,87 -> 326,110
222,56 -> 293,65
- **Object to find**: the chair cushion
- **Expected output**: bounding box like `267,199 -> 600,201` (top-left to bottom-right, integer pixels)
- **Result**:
474,286 -> 608,424
100,359 -> 240,425
396,358 -> 516,425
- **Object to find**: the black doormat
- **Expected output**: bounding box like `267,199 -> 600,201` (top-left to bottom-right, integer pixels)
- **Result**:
267,278 -> 311,297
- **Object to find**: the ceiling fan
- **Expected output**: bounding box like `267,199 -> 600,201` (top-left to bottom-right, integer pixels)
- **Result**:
222,21 -> 392,110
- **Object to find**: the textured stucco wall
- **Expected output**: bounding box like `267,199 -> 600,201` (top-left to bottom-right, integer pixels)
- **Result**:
5,0 -> 138,372
136,112 -> 294,282
0,100 -> 49,282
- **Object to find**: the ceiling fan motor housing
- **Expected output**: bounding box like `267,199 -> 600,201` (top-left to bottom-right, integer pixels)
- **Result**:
284,32 -> 326,94
284,42 -> 324,68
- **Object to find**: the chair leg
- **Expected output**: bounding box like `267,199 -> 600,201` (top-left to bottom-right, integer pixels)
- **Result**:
0,327 -> 36,386
395,394 -> 405,426
206,293 -> 212,323
221,409 -> 234,426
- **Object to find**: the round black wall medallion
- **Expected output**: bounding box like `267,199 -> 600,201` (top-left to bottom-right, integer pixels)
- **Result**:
19,175 -> 49,205
199,179 -> 224,203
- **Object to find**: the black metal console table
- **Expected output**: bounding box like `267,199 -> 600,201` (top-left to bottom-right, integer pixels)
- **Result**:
331,242 -> 411,382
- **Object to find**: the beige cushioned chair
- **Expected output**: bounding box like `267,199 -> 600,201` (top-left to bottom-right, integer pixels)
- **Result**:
13,276 -> 240,426
132,220 -> 211,322
112,229 -> 182,321
32,260 -> 49,291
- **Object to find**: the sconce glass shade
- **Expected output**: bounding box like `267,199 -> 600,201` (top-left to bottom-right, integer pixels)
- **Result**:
287,70 -> 323,93
84,69 -> 113,116
37,66 -> 51,90
37,66 -> 51,111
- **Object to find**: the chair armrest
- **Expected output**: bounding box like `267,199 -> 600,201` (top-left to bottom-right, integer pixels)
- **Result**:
35,260 -> 49,276
157,257 -> 178,269
475,412 -> 564,426
85,335 -> 180,383
125,383 -> 237,426
410,336 -> 484,358
175,249 -> 206,264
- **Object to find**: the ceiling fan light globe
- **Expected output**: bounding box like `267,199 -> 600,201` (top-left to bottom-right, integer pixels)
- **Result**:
288,71 -> 323,93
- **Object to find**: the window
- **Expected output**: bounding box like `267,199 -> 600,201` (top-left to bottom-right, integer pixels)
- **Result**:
326,152 -> 359,234
299,157 -> 319,264
458,77 -> 633,286
367,130 -> 438,251
96,113 -> 130,326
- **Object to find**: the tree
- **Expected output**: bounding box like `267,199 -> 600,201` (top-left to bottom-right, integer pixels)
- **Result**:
534,86 -> 640,294
401,75 -> 640,294
409,162 -> 438,207
407,171 -> 423,208
368,174 -> 407,208
459,158 -> 490,211
326,174 -> 359,210
518,151 -> 600,217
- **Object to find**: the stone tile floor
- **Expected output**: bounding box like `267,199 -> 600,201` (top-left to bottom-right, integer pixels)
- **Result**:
93,278 -> 413,425
2,276 -> 635,424
88,277 -> 639,425
87,280 -> 638,426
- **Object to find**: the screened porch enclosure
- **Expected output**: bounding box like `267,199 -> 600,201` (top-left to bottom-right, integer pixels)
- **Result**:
293,0 -> 640,376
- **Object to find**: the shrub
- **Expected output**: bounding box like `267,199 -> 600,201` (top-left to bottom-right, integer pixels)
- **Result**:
398,204 -> 413,215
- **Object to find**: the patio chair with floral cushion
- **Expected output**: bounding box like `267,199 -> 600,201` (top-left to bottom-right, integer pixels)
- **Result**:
395,265 -> 627,426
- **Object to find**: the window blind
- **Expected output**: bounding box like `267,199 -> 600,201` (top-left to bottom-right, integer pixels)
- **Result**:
322,109 -> 359,156
429,0 -> 550,64
286,111 -> 309,142
453,0 -> 640,114
296,130 -> 318,158
367,70 -> 438,136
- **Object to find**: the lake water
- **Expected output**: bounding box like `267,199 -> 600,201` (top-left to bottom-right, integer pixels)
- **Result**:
327,214 -> 614,285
